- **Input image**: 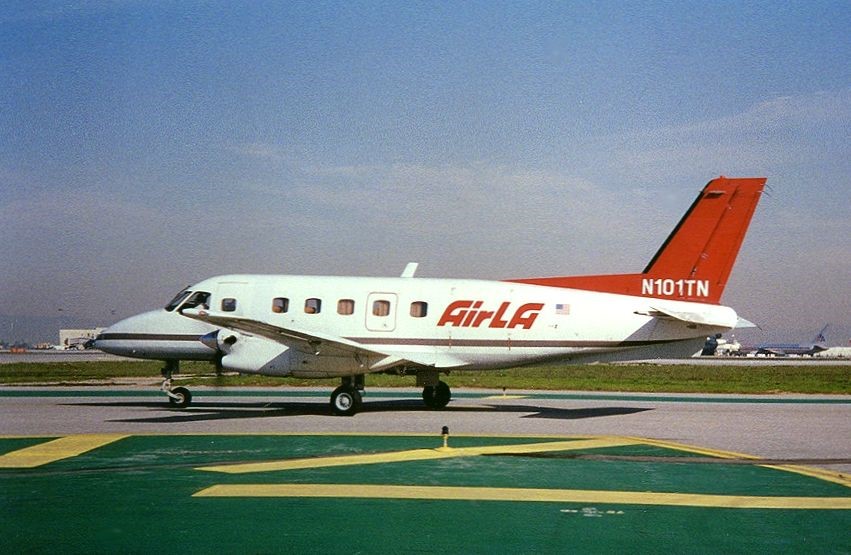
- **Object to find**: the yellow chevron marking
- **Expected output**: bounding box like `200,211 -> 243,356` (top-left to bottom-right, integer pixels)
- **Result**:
0,434 -> 128,468
636,437 -> 851,488
197,437 -> 638,474
193,483 -> 851,509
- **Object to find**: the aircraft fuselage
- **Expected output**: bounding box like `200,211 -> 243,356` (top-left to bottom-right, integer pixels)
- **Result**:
96,274 -> 737,377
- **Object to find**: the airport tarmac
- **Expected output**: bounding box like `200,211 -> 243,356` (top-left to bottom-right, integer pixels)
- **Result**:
1,387 -> 850,473
1,388 -> 849,553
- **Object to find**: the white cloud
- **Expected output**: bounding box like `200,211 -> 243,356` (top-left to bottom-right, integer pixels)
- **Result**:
675,89 -> 851,135
595,89 -> 851,179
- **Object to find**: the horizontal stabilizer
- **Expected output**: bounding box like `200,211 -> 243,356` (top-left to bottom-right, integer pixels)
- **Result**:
647,305 -> 737,328
735,317 -> 757,329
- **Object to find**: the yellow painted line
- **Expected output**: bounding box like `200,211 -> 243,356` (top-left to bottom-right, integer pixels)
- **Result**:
0,434 -> 128,468
193,483 -> 851,509
197,437 -> 639,474
633,437 -> 851,489
634,437 -> 762,461
760,464 -> 851,489
482,395 -> 529,400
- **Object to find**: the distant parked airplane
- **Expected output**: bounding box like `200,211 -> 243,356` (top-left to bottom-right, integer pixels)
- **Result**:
735,325 -> 830,357
95,176 -> 765,415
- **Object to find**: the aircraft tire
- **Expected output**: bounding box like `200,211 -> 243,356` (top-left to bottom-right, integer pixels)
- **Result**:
331,386 -> 362,416
168,386 -> 192,408
422,381 -> 451,409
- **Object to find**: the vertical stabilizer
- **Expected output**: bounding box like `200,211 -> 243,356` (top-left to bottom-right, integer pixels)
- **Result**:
813,324 -> 829,345
509,176 -> 766,303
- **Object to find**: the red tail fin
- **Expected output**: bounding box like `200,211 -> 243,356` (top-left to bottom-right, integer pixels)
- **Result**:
509,176 -> 765,303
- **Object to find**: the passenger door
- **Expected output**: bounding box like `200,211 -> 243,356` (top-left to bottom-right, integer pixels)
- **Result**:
365,292 -> 397,332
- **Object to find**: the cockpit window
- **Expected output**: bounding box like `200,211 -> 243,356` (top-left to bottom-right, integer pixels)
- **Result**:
165,288 -> 192,312
181,291 -> 211,311
165,289 -> 212,312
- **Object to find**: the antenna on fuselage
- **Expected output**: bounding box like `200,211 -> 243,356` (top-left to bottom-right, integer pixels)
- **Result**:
401,262 -> 419,278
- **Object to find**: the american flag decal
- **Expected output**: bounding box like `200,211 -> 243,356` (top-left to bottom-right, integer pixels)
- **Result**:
555,303 -> 570,315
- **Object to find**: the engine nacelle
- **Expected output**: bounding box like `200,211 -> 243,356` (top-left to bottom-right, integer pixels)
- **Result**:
212,331 -> 295,376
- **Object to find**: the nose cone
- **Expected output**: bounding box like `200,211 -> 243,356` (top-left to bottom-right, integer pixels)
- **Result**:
199,330 -> 220,351
94,310 -> 218,361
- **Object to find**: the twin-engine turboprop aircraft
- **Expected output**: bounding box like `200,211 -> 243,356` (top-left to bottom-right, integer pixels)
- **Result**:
95,176 -> 765,415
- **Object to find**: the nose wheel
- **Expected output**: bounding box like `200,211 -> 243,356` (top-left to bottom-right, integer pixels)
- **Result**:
167,385 -> 192,408
161,360 -> 192,408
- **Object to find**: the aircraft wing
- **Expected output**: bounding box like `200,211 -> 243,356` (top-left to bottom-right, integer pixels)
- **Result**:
180,309 -> 467,370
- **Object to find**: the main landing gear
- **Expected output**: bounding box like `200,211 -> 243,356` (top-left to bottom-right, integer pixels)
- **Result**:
161,360 -> 192,408
422,381 -> 451,409
418,369 -> 451,411
329,372 -> 452,416
330,376 -> 363,417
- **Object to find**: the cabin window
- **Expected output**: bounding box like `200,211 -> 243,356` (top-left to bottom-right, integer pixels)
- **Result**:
410,301 -> 428,318
221,298 -> 237,312
272,297 -> 289,313
305,298 -> 322,314
337,299 -> 355,315
372,300 -> 391,317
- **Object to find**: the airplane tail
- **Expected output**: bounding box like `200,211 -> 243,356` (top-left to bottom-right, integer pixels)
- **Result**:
813,324 -> 829,345
510,176 -> 766,304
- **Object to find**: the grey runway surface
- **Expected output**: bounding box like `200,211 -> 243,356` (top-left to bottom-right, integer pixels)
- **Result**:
2,387 -> 850,474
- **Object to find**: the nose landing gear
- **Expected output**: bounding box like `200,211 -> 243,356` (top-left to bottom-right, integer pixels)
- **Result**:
161,360 -> 192,408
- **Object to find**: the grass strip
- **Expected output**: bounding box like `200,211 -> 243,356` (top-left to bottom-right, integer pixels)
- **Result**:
1,361 -> 849,394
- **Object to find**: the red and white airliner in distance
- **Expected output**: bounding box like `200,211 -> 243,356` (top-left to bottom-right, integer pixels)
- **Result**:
95,176 -> 765,415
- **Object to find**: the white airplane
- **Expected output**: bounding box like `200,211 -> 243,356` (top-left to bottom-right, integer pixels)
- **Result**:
95,176 -> 765,415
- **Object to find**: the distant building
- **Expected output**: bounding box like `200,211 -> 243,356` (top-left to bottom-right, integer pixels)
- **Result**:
59,328 -> 105,350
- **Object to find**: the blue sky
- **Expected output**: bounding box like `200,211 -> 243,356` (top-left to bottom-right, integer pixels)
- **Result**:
1,0 -> 849,344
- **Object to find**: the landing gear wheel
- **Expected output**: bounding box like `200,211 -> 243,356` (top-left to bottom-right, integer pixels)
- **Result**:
422,380 -> 451,409
168,386 -> 192,408
330,385 -> 362,416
